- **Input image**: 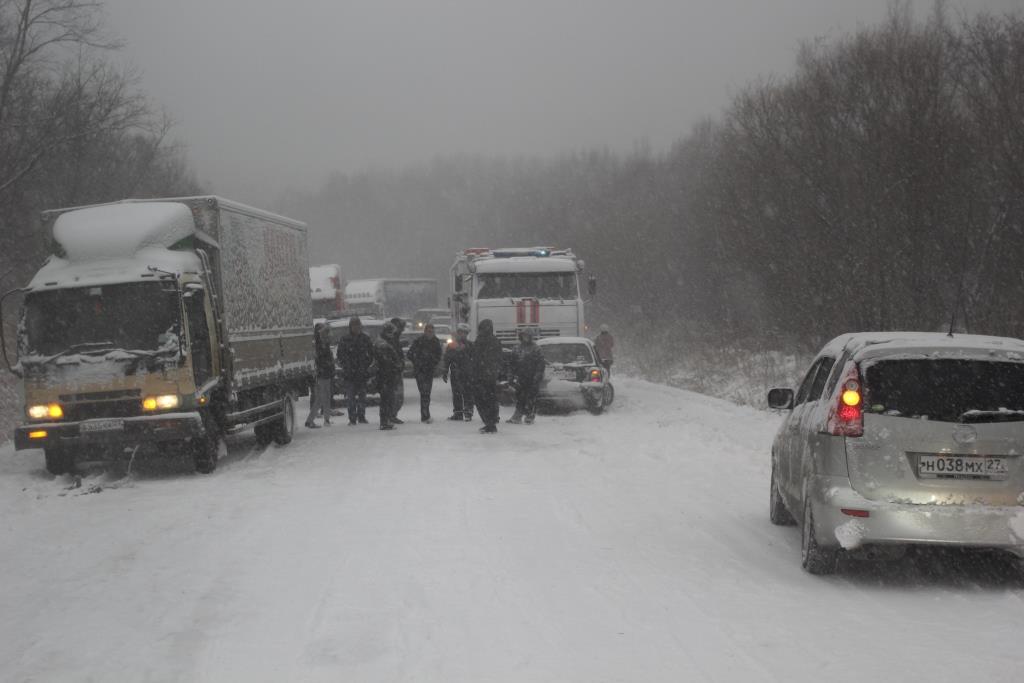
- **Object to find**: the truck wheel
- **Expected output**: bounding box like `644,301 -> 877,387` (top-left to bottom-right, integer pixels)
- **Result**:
44,447 -> 73,475
801,497 -> 838,575
253,422 -> 273,447
769,460 -> 796,526
271,393 -> 296,445
193,416 -> 221,474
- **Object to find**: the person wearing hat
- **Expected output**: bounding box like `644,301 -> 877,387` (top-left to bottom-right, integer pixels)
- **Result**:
507,328 -> 545,424
471,318 -> 504,433
595,324 -> 614,375
373,321 -> 402,430
388,317 -> 407,423
443,322 -> 474,421
305,322 -> 335,428
408,323 -> 443,423
336,316 -> 373,424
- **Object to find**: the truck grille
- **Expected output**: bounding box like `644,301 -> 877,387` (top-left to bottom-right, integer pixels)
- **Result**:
63,399 -> 143,421
59,389 -> 141,403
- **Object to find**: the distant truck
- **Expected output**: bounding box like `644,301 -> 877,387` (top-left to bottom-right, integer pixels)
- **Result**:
450,247 -> 594,346
344,278 -> 438,321
1,197 -> 315,474
310,264 -> 344,319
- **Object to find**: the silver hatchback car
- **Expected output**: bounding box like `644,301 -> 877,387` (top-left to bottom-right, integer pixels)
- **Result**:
768,332 -> 1024,574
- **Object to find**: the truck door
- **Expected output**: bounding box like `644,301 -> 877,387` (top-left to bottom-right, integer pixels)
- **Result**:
184,286 -> 213,386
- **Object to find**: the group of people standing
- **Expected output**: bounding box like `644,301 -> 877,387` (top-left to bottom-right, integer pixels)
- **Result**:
305,316 -> 550,434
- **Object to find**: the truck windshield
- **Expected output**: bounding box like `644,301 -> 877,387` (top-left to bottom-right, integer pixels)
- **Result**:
23,282 -> 181,357
476,273 -> 578,299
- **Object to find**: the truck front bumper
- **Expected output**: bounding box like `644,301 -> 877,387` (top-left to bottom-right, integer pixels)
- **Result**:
14,412 -> 204,450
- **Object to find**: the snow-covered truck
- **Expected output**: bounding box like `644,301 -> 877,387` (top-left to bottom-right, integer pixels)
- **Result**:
2,197 -> 315,474
344,278 -> 438,321
450,247 -> 595,346
310,264 -> 344,319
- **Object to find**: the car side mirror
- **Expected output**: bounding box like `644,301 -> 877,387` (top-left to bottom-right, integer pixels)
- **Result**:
767,388 -> 794,410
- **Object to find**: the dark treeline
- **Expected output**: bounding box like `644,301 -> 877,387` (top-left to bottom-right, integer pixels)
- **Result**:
0,0 -> 200,292
287,5 -> 1024,361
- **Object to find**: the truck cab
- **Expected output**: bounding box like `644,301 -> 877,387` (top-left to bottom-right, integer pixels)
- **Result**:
450,247 -> 592,346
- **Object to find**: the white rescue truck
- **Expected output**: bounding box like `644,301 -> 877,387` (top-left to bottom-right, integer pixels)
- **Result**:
450,247 -> 595,346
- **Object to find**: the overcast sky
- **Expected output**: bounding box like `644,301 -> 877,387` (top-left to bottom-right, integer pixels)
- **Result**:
103,0 -> 1018,199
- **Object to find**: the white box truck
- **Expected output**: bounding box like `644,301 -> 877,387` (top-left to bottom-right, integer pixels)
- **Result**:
2,196 -> 315,474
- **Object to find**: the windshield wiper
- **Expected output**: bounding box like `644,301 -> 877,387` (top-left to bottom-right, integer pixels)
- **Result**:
959,409 -> 1024,424
40,341 -> 115,366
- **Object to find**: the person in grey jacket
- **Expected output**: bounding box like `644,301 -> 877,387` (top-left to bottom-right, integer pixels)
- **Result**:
507,328 -> 545,424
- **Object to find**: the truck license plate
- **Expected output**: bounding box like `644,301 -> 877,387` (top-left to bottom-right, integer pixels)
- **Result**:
80,418 -> 125,433
918,454 -> 1009,480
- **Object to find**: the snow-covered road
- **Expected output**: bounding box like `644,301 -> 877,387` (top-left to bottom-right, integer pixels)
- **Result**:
2,378 -> 1022,682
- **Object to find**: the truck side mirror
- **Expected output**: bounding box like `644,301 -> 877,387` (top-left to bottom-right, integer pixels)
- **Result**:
587,277 -> 597,297
454,277 -> 463,293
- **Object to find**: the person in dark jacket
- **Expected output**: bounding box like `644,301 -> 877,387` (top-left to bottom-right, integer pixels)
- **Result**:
408,323 -> 443,422
336,316 -> 373,425
305,322 -> 335,428
388,317 -> 407,423
373,321 -> 402,430
594,324 -> 614,375
443,323 -> 474,421
471,318 -> 504,433
507,329 -> 545,424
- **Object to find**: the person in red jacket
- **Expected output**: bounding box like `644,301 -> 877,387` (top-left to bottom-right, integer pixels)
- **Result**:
594,324 -> 614,375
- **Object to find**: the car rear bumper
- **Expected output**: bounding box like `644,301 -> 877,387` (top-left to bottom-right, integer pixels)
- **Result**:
537,382 -> 604,408
14,412 -> 204,451
807,474 -> 1024,557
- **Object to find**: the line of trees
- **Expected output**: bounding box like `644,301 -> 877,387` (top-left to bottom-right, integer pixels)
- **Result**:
288,5 -> 1024,358
0,0 -> 199,290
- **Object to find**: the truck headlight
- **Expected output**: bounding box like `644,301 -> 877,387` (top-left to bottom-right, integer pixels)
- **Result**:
142,394 -> 180,411
28,403 -> 63,420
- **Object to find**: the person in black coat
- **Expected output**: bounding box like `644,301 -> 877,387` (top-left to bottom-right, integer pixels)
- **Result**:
408,323 -> 444,422
373,321 -> 402,430
336,316 -> 374,425
471,318 -> 504,433
388,317 -> 407,423
507,328 -> 545,424
305,322 -> 335,428
443,323 -> 474,421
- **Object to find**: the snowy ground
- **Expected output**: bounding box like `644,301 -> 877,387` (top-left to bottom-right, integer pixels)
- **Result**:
2,377 -> 1023,682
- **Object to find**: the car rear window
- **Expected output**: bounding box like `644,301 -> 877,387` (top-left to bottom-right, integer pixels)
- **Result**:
540,343 -> 594,365
863,359 -> 1024,423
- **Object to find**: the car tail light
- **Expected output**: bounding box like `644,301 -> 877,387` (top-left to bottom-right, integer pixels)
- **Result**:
827,362 -> 863,437
841,508 -> 870,518
588,368 -> 602,383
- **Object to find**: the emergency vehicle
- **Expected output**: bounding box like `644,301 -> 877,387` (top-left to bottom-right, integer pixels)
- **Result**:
449,247 -> 595,346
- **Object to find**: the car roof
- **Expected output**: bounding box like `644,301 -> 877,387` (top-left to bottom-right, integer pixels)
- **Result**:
536,336 -> 594,346
820,331 -> 1024,363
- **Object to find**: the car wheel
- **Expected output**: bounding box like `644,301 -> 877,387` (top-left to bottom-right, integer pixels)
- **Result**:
271,393 -> 296,445
801,497 -> 838,575
585,392 -> 605,415
769,459 -> 796,526
602,383 -> 615,407
44,446 -> 74,475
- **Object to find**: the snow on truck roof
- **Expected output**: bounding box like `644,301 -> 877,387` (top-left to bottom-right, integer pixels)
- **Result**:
820,331 -> 1024,363
28,203 -> 202,291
